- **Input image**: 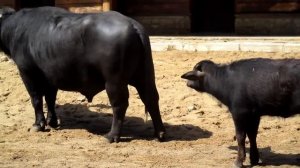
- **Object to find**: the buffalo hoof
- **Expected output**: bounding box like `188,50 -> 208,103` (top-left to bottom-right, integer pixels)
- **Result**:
30,123 -> 45,132
156,131 -> 166,142
250,158 -> 262,166
104,133 -> 120,143
47,118 -> 61,129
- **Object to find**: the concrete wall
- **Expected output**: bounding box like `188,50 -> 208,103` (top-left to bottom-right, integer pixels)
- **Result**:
150,36 -> 300,53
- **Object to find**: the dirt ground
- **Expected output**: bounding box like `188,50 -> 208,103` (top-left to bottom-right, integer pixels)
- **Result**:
0,51 -> 299,168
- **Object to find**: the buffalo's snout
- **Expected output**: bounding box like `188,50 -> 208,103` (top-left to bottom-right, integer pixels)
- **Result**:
187,80 -> 195,88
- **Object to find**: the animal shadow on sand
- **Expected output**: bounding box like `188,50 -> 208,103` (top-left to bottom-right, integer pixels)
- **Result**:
228,146 -> 300,167
55,103 -> 212,142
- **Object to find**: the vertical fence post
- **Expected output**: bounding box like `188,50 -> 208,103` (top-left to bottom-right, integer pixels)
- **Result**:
103,0 -> 111,11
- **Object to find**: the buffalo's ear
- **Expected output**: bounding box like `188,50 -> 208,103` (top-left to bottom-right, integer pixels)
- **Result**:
181,70 -> 205,80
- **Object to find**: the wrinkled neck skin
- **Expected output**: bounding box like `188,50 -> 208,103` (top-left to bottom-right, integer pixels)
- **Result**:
202,66 -> 232,107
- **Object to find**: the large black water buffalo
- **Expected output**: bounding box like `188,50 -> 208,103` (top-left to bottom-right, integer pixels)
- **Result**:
182,58 -> 300,167
0,6 -> 165,143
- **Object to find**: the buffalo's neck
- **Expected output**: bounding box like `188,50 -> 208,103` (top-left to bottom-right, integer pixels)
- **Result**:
0,18 -> 13,57
203,67 -> 232,107
0,38 -> 11,57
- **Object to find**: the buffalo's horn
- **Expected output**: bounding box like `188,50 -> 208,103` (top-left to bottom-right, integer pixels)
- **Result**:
195,70 -> 205,77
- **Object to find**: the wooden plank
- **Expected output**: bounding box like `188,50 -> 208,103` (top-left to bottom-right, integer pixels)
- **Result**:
0,0 -> 14,3
121,2 -> 190,16
123,0 -> 188,6
236,0 -> 300,13
103,0 -> 111,11
0,0 -> 15,6
125,0 -> 187,3
125,5 -> 190,15
55,0 -> 101,5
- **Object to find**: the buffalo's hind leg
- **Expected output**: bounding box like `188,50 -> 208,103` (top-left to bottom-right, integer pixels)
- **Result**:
45,87 -> 59,128
30,93 -> 46,132
104,82 -> 129,143
133,81 -> 166,142
19,70 -> 46,132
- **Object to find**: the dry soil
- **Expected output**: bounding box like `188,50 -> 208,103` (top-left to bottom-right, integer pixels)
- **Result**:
0,51 -> 299,168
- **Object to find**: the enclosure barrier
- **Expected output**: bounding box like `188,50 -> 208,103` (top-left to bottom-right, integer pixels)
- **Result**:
150,36 -> 300,53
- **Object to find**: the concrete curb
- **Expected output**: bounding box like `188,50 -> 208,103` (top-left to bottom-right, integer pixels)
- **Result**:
150,36 -> 300,52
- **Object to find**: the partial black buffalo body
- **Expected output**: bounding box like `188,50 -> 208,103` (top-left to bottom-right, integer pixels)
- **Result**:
0,7 -> 165,142
182,58 -> 300,167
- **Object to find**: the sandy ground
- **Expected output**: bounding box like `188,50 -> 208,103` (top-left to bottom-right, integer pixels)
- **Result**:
0,51 -> 299,168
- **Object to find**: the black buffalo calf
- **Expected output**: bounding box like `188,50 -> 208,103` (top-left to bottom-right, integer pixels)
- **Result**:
182,58 -> 300,167
0,6 -> 165,143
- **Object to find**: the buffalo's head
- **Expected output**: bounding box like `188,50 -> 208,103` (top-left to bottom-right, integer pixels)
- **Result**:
181,60 -> 215,92
181,70 -> 205,91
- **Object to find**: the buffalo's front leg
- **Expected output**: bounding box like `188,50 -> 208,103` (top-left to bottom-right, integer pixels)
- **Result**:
234,128 -> 246,168
105,82 -> 129,143
247,116 -> 261,165
232,109 -> 248,168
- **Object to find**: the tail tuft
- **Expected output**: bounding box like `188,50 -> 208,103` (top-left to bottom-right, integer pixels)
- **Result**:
144,107 -> 149,123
